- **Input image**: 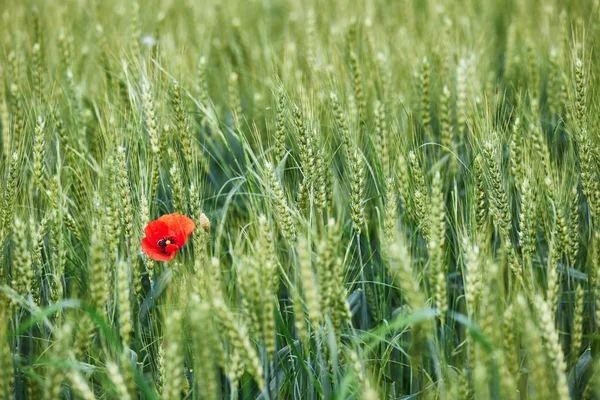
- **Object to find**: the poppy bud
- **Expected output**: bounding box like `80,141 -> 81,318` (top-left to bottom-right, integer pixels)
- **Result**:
200,213 -> 211,232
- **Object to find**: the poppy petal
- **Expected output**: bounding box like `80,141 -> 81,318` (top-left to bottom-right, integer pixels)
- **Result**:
158,214 -> 196,244
144,220 -> 170,243
165,243 -> 179,253
141,237 -> 177,262
158,213 -> 196,234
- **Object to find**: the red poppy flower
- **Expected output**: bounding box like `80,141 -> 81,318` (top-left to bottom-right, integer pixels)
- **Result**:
141,214 -> 196,261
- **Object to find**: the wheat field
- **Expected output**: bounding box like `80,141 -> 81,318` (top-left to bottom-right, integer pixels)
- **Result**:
0,0 -> 599,398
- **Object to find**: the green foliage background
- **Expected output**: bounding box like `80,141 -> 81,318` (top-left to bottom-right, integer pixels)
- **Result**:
0,0 -> 599,398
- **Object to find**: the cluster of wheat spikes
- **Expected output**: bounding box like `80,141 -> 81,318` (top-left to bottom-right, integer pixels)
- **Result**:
1,0 -> 600,399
